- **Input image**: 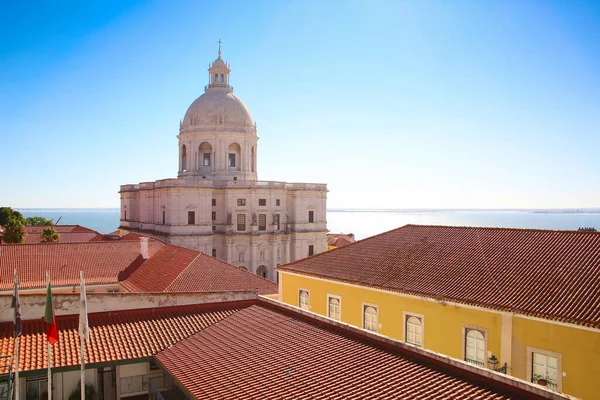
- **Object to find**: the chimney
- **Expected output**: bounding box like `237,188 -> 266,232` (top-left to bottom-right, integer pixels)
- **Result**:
140,237 -> 149,260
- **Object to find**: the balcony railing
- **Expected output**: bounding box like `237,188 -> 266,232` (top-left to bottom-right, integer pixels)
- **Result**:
464,358 -> 485,368
205,83 -> 233,90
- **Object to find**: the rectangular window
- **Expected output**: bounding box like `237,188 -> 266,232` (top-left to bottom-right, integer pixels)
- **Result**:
212,211 -> 216,221
239,252 -> 245,262
274,214 -> 280,230
258,214 -> 267,231
276,199 -> 280,206
308,245 -> 314,256
212,249 -> 217,257
258,198 -> 266,206
212,198 -> 216,206
107,288 -> 120,293
26,378 -> 48,400
328,295 -> 341,321
237,214 -> 246,231
228,153 -> 236,167
299,290 -> 310,310
203,153 -> 211,166
532,352 -> 559,390
308,210 -> 314,223
465,328 -> 486,367
162,211 -> 165,225
237,198 -> 246,206
363,304 -> 379,332
405,314 -> 423,347
188,211 -> 195,225
212,225 -> 216,232
124,210 -> 127,220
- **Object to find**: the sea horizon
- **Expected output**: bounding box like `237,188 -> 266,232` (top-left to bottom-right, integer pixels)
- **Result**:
14,207 -> 600,239
15,207 -> 600,213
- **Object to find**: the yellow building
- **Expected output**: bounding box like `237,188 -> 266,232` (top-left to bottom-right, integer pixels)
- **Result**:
278,224 -> 600,400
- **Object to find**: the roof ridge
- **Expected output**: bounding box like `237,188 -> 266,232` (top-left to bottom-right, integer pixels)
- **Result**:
279,224 -> 413,269
401,223 -> 600,234
164,250 -> 203,292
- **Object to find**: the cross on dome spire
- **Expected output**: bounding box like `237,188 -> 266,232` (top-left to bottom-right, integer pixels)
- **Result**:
206,41 -> 232,93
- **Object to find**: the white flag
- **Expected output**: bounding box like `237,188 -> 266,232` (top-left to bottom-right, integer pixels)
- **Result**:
79,271 -> 89,342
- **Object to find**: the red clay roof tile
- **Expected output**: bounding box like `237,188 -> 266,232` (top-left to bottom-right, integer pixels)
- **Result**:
122,248 -> 278,295
155,303 -> 548,399
0,240 -> 164,291
0,301 -> 251,374
279,224 -> 600,328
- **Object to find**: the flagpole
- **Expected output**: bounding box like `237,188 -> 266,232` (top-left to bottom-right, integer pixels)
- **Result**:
13,269 -> 19,400
46,272 -> 52,400
80,270 -> 87,400
14,337 -> 19,400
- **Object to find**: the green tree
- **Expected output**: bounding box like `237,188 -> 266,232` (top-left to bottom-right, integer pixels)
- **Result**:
26,216 -> 54,226
2,217 -> 27,244
0,207 -> 25,226
40,227 -> 59,243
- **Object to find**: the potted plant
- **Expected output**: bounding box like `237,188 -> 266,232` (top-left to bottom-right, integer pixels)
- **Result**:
533,374 -> 548,386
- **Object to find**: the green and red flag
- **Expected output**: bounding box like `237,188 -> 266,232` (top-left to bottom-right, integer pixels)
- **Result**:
44,277 -> 59,345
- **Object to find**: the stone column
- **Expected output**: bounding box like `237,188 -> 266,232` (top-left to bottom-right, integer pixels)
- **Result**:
251,242 -> 258,274
226,239 -> 233,264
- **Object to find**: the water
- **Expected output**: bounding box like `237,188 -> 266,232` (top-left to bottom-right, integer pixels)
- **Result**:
17,208 -> 600,239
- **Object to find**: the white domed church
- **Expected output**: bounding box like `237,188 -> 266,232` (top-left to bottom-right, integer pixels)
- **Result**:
119,45 -> 328,281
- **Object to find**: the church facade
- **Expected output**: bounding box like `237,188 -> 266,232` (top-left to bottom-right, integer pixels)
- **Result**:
119,46 -> 328,281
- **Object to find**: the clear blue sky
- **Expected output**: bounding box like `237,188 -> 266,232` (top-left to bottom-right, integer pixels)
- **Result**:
1,0 -> 599,209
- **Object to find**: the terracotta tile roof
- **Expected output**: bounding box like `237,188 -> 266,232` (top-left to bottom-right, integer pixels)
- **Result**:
122,248 -> 278,295
24,225 -> 97,234
327,233 -> 356,247
155,302 -> 549,399
23,232 -> 102,244
0,241 -> 164,291
279,224 -> 600,328
0,301 -> 251,374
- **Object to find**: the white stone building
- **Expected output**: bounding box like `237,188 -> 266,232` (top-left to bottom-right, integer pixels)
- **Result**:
119,46 -> 328,281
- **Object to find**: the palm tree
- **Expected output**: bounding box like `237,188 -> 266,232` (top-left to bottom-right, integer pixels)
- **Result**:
41,227 -> 59,243
2,217 -> 27,244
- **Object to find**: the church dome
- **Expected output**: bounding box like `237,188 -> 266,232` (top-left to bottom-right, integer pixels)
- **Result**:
181,90 -> 254,132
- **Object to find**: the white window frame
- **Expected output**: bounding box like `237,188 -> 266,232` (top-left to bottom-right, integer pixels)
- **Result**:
298,289 -> 310,311
462,325 -> 488,368
362,302 -> 379,332
326,294 -> 342,321
526,347 -> 562,392
403,311 -> 424,347
202,152 -> 211,166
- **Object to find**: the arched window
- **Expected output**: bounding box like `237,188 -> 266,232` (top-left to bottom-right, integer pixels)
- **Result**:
363,305 -> 378,332
181,145 -> 187,171
199,142 -> 212,167
405,316 -> 423,346
239,266 -> 247,271
328,297 -> 341,321
299,290 -> 309,310
465,329 -> 486,366
257,265 -> 269,279
228,142 -> 241,170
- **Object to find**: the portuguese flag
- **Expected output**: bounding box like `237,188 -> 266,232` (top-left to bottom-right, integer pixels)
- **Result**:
44,278 -> 59,345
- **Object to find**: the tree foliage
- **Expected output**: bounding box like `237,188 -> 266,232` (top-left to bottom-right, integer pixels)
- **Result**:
26,216 -> 54,226
0,207 -> 25,226
41,227 -> 59,243
2,217 -> 27,244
